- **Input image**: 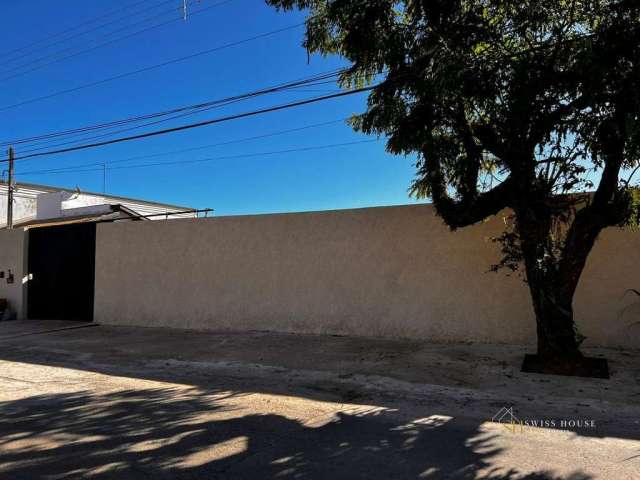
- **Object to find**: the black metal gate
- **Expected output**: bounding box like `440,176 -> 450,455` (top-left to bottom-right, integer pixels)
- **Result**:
27,223 -> 96,321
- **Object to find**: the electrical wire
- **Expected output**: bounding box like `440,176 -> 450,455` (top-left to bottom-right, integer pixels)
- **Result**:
0,0 -> 154,60
0,0 -> 174,66
0,19 -> 629,115
0,0 -> 234,83
0,21 -> 304,113
0,0 -> 180,75
17,140 -> 379,176
7,26 -> 609,157
16,81 -> 341,154
17,118 -> 348,175
0,70 -> 345,148
5,87 -> 374,163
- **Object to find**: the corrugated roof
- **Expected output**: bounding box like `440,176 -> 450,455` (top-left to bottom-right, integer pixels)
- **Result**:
15,204 -> 144,229
0,180 -> 195,218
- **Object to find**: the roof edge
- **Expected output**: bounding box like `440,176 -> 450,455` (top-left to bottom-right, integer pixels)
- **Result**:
0,180 -> 194,211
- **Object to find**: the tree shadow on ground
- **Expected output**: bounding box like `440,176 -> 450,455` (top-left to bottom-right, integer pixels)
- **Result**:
0,388 -> 592,480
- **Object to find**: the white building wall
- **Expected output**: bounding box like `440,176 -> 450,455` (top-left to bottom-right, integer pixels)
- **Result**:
0,191 -> 37,225
0,183 -> 195,226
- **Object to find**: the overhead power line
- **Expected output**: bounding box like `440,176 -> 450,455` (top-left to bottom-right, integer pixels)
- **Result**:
0,70 -> 345,148
0,20 -> 626,114
6,87 -> 374,163
0,0 -> 234,83
0,0 -> 179,75
15,83 -> 340,154
0,0 -> 174,67
17,140 -> 378,176
0,21 -> 303,113
17,118 -> 349,175
0,0 -> 153,60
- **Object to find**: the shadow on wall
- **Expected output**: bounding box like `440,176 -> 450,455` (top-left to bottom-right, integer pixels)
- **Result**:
0,387 -> 592,480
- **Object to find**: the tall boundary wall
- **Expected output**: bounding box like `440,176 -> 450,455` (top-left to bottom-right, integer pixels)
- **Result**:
95,204 -> 640,349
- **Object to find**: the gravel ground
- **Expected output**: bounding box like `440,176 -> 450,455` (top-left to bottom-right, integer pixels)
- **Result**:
0,321 -> 638,479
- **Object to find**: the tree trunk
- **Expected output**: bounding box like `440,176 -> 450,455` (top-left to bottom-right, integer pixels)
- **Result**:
528,281 -> 582,360
516,204 -> 583,363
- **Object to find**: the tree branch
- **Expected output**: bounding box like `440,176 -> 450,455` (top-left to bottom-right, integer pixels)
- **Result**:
471,123 -> 506,160
426,142 -> 514,228
557,100 -> 627,297
453,104 -> 482,200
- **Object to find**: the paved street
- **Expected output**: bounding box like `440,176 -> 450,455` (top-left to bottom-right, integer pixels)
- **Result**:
0,321 -> 638,479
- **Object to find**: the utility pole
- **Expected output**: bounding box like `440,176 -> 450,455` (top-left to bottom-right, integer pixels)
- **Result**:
6,147 -> 14,229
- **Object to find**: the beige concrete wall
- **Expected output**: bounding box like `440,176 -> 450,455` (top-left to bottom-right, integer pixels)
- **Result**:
94,204 -> 640,349
0,229 -> 27,319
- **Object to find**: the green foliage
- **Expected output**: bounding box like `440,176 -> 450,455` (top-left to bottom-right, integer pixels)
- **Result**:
268,0 -> 640,234
625,187 -> 640,228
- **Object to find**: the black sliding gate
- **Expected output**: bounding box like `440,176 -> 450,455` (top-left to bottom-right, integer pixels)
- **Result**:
27,223 -> 96,321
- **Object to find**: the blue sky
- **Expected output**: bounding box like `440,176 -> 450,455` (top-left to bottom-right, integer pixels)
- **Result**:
0,0 -> 422,215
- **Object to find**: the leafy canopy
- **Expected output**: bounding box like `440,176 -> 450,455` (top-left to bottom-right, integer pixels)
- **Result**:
268,0 -> 640,230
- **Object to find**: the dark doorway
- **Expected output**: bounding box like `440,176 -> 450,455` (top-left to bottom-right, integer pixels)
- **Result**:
27,223 -> 96,321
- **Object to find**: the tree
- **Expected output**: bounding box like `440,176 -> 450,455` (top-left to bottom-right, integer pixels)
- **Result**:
267,0 -> 640,367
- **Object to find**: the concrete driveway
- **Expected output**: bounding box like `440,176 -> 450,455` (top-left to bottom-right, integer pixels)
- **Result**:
0,321 -> 638,479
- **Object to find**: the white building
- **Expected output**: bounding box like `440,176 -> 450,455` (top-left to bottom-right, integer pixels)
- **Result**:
0,180 -> 197,228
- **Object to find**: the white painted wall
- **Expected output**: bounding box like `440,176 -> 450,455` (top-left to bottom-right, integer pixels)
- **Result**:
36,191 -> 74,220
0,193 -> 36,225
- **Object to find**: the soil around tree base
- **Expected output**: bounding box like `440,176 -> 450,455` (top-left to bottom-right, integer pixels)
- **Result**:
521,354 -> 609,379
